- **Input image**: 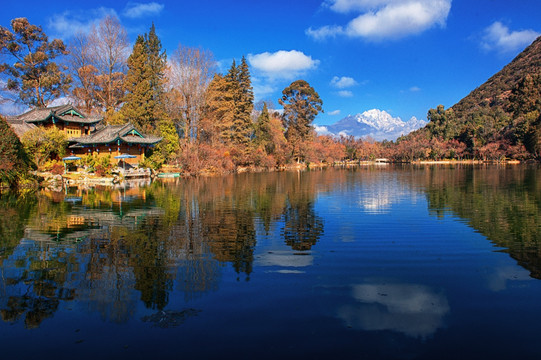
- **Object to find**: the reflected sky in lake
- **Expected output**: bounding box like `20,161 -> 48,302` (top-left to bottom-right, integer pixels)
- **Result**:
337,282 -> 449,338
1,166 -> 541,359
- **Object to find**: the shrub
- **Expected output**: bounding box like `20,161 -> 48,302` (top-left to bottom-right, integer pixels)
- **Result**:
50,162 -> 64,175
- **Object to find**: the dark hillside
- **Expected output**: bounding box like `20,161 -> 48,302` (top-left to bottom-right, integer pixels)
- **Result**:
452,36 -> 541,118
417,36 -> 541,160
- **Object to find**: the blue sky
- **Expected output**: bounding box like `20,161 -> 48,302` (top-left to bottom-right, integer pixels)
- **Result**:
1,0 -> 540,126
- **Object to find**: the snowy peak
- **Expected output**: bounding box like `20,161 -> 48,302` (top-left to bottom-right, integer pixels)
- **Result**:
355,109 -> 406,132
315,109 -> 426,141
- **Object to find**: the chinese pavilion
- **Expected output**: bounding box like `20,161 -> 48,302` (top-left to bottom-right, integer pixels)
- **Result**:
7,104 -> 161,164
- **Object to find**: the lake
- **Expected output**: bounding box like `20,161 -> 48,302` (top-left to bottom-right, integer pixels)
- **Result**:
1,165 -> 541,359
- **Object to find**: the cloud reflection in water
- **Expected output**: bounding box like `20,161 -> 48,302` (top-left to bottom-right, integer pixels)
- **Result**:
337,283 -> 449,338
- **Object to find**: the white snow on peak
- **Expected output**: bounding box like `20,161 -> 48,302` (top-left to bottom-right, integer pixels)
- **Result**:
315,109 -> 427,141
356,109 -> 407,132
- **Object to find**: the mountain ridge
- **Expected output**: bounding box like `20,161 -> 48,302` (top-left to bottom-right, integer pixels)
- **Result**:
316,109 -> 426,141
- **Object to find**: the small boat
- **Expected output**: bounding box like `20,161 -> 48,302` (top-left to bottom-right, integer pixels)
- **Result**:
157,172 -> 181,178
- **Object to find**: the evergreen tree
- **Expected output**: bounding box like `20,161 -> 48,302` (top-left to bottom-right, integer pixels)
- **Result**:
120,24 -> 168,134
220,58 -> 254,146
203,58 -> 254,152
235,56 -> 254,145
255,103 -> 273,153
121,35 -> 153,132
238,56 -> 254,116
204,73 -> 236,144
145,23 -> 167,115
279,80 -> 323,162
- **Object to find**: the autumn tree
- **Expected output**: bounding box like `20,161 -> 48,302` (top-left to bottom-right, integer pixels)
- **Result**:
21,127 -> 67,169
279,80 -> 323,162
203,58 -> 253,146
166,44 -> 215,142
203,73 -> 235,145
68,15 -> 129,115
0,116 -> 32,188
0,18 -> 71,107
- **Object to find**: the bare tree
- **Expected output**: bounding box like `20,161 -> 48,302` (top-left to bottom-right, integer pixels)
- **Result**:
68,15 -> 128,115
68,32 -> 97,112
166,44 -> 215,142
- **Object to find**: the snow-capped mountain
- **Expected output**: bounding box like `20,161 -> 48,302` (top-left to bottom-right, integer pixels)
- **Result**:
315,109 -> 427,141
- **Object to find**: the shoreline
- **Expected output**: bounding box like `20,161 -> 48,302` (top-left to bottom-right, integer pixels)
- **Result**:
9,159 -> 531,192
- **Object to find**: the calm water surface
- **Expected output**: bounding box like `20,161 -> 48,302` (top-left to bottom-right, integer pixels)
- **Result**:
1,165 -> 541,359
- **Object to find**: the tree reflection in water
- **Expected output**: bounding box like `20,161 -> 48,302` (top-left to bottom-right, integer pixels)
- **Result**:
1,165 -> 540,330
282,171 -> 324,251
0,170 -> 333,326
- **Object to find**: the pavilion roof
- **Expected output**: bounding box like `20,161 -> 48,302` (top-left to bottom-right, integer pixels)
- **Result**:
4,117 -> 38,138
14,104 -> 102,125
70,123 -> 162,147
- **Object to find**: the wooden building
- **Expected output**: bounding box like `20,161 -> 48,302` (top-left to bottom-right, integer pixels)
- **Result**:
6,104 -> 161,165
8,104 -> 102,138
69,123 -> 161,164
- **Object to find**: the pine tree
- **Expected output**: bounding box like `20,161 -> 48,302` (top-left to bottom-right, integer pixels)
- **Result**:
145,23 -> 167,116
238,56 -> 254,115
235,56 -> 254,144
203,58 -> 254,150
204,73 -> 236,144
221,58 -> 253,146
120,24 -> 168,134
255,103 -> 273,153
121,35 -> 153,132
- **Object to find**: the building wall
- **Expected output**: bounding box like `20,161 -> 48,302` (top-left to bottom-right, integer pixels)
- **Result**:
71,144 -> 146,164
43,121 -> 90,138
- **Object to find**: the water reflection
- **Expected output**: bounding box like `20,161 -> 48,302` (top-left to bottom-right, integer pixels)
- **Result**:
1,165 -> 541,335
487,265 -> 532,292
357,171 -> 421,214
337,282 -> 449,338
422,165 -> 541,279
255,251 -> 313,269
0,170 -> 334,327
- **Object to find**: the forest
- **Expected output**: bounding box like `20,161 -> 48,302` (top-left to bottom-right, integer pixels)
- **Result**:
1,16 -> 540,189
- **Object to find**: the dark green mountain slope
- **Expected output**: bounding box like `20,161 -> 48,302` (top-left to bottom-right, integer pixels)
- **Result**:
422,36 -> 541,159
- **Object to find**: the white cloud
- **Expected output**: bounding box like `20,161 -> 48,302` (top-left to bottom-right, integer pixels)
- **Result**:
248,50 -> 320,79
48,7 -> 118,39
314,125 -> 333,136
306,25 -> 344,41
481,21 -> 540,54
331,76 -> 358,88
309,0 -> 451,41
328,109 -> 341,116
409,86 -> 421,92
338,90 -> 354,97
123,2 -> 165,19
